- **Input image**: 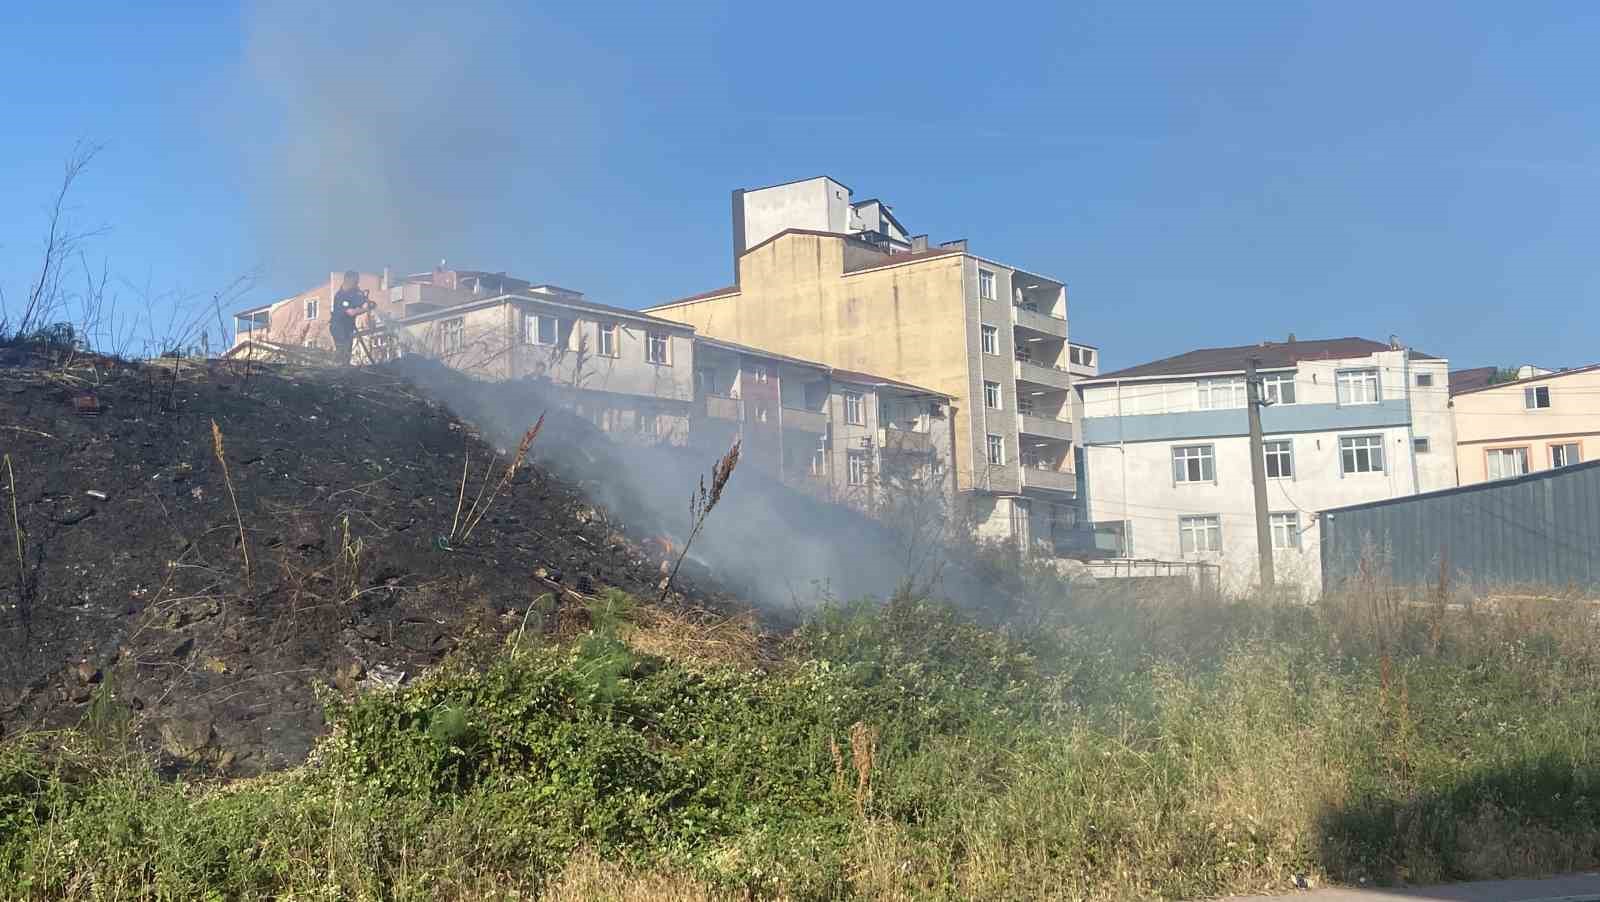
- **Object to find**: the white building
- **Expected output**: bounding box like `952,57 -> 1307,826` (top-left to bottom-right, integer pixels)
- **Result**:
1076,336 -> 1455,595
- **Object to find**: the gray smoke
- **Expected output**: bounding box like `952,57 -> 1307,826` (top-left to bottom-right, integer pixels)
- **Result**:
235,0 -> 597,284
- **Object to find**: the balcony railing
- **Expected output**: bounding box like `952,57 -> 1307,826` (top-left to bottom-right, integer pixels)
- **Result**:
1013,359 -> 1073,390
1012,304 -> 1068,339
781,406 -> 828,434
1021,465 -> 1076,494
1018,414 -> 1073,442
878,427 -> 933,454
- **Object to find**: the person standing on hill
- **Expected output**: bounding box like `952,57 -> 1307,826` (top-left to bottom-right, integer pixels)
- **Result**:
331,270 -> 375,366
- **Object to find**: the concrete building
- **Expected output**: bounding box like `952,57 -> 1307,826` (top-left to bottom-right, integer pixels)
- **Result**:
647,175 -> 1094,553
1450,363 -> 1600,485
687,336 -> 955,515
1076,336 -> 1455,595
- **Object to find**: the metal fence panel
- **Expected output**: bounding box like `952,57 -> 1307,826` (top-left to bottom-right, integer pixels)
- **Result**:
1321,460 -> 1600,592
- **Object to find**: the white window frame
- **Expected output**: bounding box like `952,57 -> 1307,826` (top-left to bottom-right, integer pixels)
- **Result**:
1524,385 -> 1551,409
847,450 -> 869,486
978,268 -> 997,301
809,446 -> 826,477
303,297 -> 319,320
1336,369 -> 1381,406
1197,377 -> 1247,410
1269,512 -> 1301,550
1339,434 -> 1386,475
1172,444 -> 1216,484
983,380 -> 1002,410
441,317 -> 465,354
597,322 -> 619,358
1551,443 -> 1581,468
1485,446 -> 1529,480
1179,515 -> 1222,555
1263,439 -> 1293,479
986,433 -> 1005,466
527,313 -> 559,347
980,324 -> 999,356
843,391 -> 864,426
646,332 -> 671,365
1261,373 -> 1296,405
752,365 -> 768,383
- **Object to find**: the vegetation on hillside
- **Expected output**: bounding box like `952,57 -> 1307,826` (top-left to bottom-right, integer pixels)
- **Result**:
2,579 -> 1597,900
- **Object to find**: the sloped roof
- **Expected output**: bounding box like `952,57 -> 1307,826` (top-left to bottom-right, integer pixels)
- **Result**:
1086,337 -> 1439,382
1447,366 -> 1498,395
829,368 -> 951,399
1449,362 -> 1600,397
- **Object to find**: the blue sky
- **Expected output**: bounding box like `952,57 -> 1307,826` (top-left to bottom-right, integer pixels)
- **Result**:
3,1 -> 1597,369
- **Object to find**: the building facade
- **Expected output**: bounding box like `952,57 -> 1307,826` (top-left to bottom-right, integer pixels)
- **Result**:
1076,337 -> 1455,594
647,175 -> 1094,553
1450,364 -> 1600,485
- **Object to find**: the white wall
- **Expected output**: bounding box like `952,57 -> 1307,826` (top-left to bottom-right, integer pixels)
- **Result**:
739,177 -> 851,251
1406,355 -> 1456,492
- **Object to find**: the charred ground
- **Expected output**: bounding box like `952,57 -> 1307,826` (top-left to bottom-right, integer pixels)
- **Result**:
0,347 -> 747,774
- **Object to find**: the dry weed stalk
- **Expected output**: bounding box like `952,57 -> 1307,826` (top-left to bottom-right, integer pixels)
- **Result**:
210,419 -> 251,588
658,439 -> 740,604
4,454 -> 24,603
451,415 -> 544,545
830,721 -> 878,818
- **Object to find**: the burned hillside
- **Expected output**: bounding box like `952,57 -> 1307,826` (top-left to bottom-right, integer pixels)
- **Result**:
0,349 -> 753,773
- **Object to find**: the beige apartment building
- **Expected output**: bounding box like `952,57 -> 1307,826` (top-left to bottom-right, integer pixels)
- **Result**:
646,176 -> 1096,553
1451,364 -> 1600,484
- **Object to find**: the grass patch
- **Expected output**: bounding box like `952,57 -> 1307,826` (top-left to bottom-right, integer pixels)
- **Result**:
2,586 -> 1598,899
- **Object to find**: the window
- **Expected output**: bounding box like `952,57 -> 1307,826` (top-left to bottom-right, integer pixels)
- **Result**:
1197,377 -> 1246,409
526,313 -> 558,346
441,318 -> 465,354
1016,396 -> 1035,416
978,268 -> 996,300
986,433 -> 1005,465
1524,385 -> 1551,409
1179,515 -> 1222,554
1486,447 -> 1529,480
843,392 -> 864,425
755,403 -> 769,423
809,447 -> 826,477
597,322 -> 619,358
983,380 -> 1002,409
1413,437 -> 1431,454
981,324 -> 999,355
1269,512 -> 1301,550
1010,499 -> 1030,541
638,409 -> 659,437
1415,372 -> 1434,388
1339,435 -> 1385,474
1551,443 -> 1581,468
303,298 -> 319,320
1070,346 -> 1095,367
1263,440 -> 1293,479
646,332 -> 670,365
1262,373 -> 1296,405
1172,444 -> 1215,483
847,451 -> 869,486
1337,369 -> 1381,405
752,365 -> 768,383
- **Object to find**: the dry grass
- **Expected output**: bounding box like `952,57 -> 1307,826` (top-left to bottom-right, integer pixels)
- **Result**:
623,605 -> 765,670
540,852 -> 751,902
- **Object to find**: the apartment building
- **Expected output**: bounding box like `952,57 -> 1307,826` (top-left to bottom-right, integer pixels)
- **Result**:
1076,336 -> 1455,594
230,266 -> 533,356
688,336 -> 955,514
376,289 -> 697,445
1450,364 -> 1600,484
647,175 -> 1094,553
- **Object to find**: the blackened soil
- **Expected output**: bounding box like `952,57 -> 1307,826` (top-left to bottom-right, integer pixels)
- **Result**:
0,348 -> 731,774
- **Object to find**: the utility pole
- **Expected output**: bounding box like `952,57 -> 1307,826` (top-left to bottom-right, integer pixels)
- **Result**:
1246,356 -> 1275,590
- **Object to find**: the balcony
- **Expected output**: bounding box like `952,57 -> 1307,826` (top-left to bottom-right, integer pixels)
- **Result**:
702,395 -> 741,421
1018,414 -> 1073,442
1012,304 -> 1068,339
879,427 -> 933,454
1021,465 -> 1076,494
781,406 -> 828,434
1013,359 -> 1073,391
